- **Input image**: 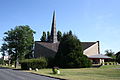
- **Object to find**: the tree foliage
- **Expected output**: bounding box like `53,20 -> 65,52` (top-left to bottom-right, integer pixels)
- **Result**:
57,30 -> 62,41
47,31 -> 51,42
105,49 -> 115,59
40,31 -> 46,42
116,51 -> 120,63
40,31 -> 62,42
0,43 -> 8,57
3,25 -> 35,67
0,43 -> 8,64
54,31 -> 91,68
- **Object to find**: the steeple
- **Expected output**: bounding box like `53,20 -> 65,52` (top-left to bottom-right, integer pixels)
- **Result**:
50,11 -> 58,43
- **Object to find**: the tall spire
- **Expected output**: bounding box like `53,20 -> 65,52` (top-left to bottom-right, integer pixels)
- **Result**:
50,11 -> 58,43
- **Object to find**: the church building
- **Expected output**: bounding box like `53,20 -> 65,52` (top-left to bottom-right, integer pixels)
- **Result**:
34,12 -> 111,65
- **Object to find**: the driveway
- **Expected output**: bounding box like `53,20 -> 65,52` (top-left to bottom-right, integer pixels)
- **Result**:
0,67 -> 60,80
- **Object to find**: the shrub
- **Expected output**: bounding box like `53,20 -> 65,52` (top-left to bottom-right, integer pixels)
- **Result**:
115,62 -> 118,65
113,62 -> 115,65
104,62 -> 118,65
109,62 -> 112,65
54,31 -> 92,68
52,67 -> 59,74
20,57 -> 47,70
104,62 -> 107,65
104,62 -> 109,65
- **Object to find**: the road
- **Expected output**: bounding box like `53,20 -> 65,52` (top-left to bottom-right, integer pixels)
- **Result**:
0,67 -> 60,80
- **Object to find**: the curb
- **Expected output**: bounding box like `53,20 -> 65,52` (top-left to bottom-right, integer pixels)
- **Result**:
30,72 -> 67,80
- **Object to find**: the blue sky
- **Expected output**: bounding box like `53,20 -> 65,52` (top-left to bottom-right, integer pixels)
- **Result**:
0,0 -> 120,55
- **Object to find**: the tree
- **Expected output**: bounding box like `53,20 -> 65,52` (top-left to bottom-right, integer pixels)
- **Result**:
105,49 -> 115,59
0,43 -> 8,64
54,31 -> 91,68
57,31 -> 62,41
116,51 -> 120,63
47,31 -> 50,42
69,30 -> 72,35
4,25 -> 35,67
0,43 -> 7,57
40,31 -> 46,42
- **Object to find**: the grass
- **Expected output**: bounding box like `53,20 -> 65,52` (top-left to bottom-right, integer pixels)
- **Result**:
100,65 -> 120,69
29,65 -> 120,80
0,64 -> 21,69
1,65 -> 120,80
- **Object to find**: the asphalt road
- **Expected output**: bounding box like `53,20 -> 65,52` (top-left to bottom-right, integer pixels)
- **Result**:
0,67 -> 60,80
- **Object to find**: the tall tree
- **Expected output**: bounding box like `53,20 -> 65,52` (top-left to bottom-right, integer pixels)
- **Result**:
0,43 -> 8,64
54,31 -> 91,68
57,30 -> 62,41
105,49 -> 115,59
4,25 -> 35,67
47,31 -> 50,42
116,51 -> 120,63
68,30 -> 72,35
40,31 -> 46,42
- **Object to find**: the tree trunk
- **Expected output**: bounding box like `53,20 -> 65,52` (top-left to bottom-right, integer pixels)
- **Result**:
2,56 -> 4,65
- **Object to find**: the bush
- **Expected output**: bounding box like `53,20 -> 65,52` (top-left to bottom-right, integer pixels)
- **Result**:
104,62 -> 109,65
52,67 -> 59,74
104,62 -> 118,65
54,31 -> 92,68
20,57 -> 47,70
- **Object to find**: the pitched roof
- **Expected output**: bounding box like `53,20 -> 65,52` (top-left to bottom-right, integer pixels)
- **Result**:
81,42 -> 96,50
35,41 -> 97,52
36,41 -> 59,52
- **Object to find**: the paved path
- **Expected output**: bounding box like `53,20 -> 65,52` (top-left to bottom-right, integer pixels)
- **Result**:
0,68 -> 60,80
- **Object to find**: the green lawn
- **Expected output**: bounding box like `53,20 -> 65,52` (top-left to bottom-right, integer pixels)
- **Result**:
0,65 -> 21,69
100,65 -> 120,69
1,65 -> 120,80
29,65 -> 120,80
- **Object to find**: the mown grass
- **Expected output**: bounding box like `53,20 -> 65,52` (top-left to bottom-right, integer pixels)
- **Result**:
100,65 -> 120,69
1,65 -> 120,80
0,65 -> 21,69
29,65 -> 120,80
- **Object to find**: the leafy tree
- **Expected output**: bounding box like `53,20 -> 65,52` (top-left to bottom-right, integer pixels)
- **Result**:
0,43 -> 8,64
0,43 -> 7,57
47,31 -> 50,42
54,31 -> 91,68
4,25 -> 35,67
57,30 -> 62,41
116,51 -> 120,63
105,49 -> 115,59
0,58 -> 4,64
40,31 -> 46,42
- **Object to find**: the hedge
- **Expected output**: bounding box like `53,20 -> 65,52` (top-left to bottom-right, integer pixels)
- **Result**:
20,57 -> 47,70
